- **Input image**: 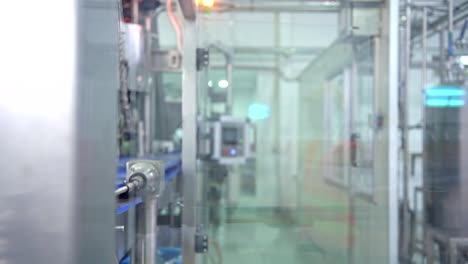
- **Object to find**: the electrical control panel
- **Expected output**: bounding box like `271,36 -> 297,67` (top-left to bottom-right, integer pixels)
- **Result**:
199,116 -> 254,165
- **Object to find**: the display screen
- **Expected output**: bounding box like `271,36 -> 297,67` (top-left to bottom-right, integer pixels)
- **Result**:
222,127 -> 239,145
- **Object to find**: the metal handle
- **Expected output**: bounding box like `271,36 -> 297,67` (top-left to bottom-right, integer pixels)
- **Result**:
350,133 -> 360,167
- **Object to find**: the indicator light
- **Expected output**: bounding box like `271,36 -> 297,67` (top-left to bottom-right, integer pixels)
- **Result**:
195,0 -> 215,8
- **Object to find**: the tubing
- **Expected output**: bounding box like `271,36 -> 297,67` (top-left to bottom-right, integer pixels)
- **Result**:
167,0 -> 183,53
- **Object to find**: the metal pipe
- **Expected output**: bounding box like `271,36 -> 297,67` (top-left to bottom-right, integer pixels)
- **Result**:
138,121 -> 145,157
126,160 -> 164,264
449,0 -> 454,34
115,177 -> 145,197
167,0 -> 183,53
400,1 -> 412,261
115,186 -> 130,196
132,0 -> 139,24
273,10 -> 281,218
144,15 -> 154,155
448,0 -> 455,57
233,46 -> 322,56
403,0 -> 411,213
210,63 -> 298,81
388,0 -> 401,261
411,1 -> 468,45
144,88 -> 152,155
410,0 -> 446,7
422,7 -> 427,127
226,62 -> 233,114
213,4 -> 339,13
439,30 -> 446,82
134,197 -> 158,264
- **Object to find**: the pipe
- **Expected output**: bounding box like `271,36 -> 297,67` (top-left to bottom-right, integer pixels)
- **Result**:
118,22 -> 134,141
115,186 -> 130,196
411,1 -> 468,45
403,0 -> 411,214
422,7 -> 427,128
233,46 -> 323,56
138,121 -> 145,157
210,63 -> 298,81
212,4 -> 339,13
134,197 -> 158,264
449,0 -> 454,34
419,10 -> 427,261
400,1 -> 412,261
459,19 -> 468,41
167,0 -> 183,53
126,160 -> 164,264
115,177 -> 145,197
448,0 -> 455,56
144,89 -> 152,155
439,30 -> 446,82
226,62 -> 233,114
144,15 -> 154,155
132,0 -> 139,23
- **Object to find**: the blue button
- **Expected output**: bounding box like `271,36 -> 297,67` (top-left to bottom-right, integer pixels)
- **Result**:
230,149 -> 237,156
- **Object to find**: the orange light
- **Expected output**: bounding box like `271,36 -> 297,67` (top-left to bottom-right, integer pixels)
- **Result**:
201,0 -> 215,7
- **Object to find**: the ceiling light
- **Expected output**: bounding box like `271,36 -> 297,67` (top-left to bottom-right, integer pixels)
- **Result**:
459,56 -> 468,66
218,80 -> 229,89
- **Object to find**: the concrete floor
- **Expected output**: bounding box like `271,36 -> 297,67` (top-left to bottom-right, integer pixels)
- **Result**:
217,222 -> 326,264
204,204 -> 338,264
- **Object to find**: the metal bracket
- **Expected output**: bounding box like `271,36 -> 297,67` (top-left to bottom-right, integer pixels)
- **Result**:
196,48 -> 210,71
126,160 -> 165,196
194,226 -> 209,253
151,49 -> 182,72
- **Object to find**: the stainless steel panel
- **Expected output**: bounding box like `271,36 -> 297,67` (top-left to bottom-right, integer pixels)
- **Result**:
0,1 -> 119,263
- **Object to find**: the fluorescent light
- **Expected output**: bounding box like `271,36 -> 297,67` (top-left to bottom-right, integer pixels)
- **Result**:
425,99 -> 465,107
218,80 -> 229,89
425,87 -> 465,97
208,80 -> 213,87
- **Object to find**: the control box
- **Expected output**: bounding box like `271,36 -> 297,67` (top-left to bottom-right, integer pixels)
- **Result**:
199,116 -> 253,165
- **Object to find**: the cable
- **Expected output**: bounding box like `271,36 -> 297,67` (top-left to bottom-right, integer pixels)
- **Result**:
118,2 -> 134,138
459,19 -> 468,41
166,0 -> 183,53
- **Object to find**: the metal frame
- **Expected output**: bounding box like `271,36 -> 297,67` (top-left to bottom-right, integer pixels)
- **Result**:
387,0 -> 400,263
181,18 -> 199,264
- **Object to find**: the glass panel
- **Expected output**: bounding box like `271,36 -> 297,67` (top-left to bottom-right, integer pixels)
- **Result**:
191,4 -> 393,264
352,38 -> 376,198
